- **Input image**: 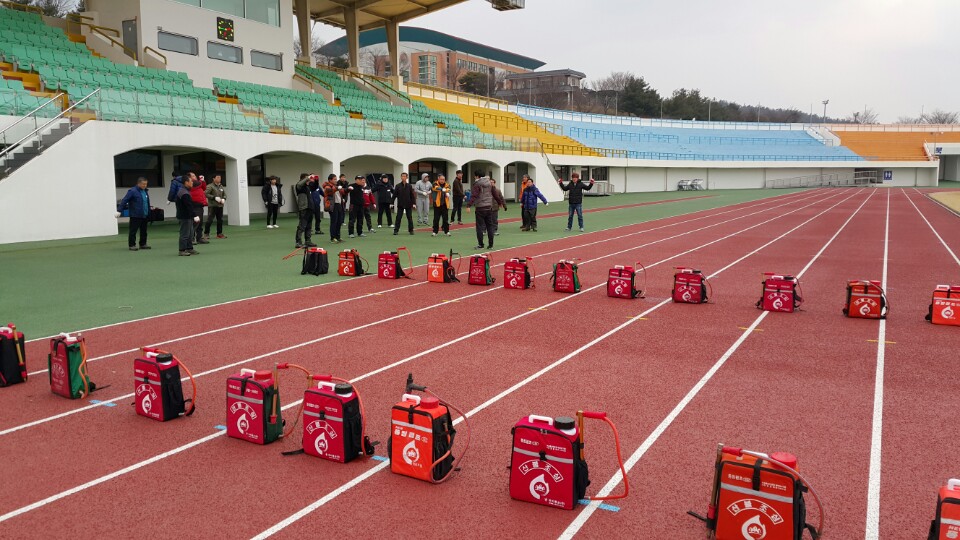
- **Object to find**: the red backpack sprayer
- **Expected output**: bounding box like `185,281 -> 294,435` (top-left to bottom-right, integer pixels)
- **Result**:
0,323 -> 27,388
509,411 -> 628,510
607,262 -> 647,299
134,347 -> 196,421
673,267 -> 712,304
379,247 -> 412,280
49,333 -> 99,399
468,254 -> 495,286
338,249 -> 368,277
926,285 -> 960,326
843,280 -> 887,319
226,368 -> 284,444
275,363 -> 375,462
757,273 -> 803,313
929,479 -> 960,540
551,259 -> 581,294
689,444 -> 823,540
389,374 -> 471,483
505,257 -> 535,290
428,249 -> 461,283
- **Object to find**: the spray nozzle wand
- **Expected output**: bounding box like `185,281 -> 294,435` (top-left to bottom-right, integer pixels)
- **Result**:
405,373 -> 426,393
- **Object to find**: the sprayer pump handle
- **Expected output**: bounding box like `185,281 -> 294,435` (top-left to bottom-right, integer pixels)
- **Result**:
401,393 -> 421,405
949,479 -> 960,491
527,415 -> 553,426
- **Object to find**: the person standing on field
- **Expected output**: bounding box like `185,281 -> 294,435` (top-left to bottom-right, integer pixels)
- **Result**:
176,173 -> 200,256
261,176 -> 283,228
204,174 -> 227,239
431,174 -> 451,237
116,176 -> 152,251
415,173 -> 432,225
450,169 -> 465,224
393,172 -> 416,236
374,174 -> 394,228
519,175 -> 549,232
294,173 -> 317,248
190,174 -> 209,244
466,171 -> 506,250
559,172 -> 594,232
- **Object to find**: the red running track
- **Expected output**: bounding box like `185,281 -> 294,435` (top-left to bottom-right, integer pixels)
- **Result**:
11,188 -> 957,539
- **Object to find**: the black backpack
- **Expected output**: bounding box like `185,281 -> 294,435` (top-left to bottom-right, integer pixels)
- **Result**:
302,249 -> 329,276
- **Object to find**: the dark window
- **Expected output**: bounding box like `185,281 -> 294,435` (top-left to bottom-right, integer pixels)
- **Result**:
409,160 -> 447,179
158,31 -> 198,56
250,50 -> 281,71
174,151 -> 225,183
207,41 -> 242,63
114,150 -> 162,188
247,155 -> 265,186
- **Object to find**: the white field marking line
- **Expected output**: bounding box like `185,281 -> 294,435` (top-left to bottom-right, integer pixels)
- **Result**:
865,188 -> 891,540
25,190 -> 819,377
0,191 -> 841,526
560,189 -> 877,539
25,190 -> 816,344
1,192 -> 834,437
250,191 -> 859,540
905,188 -> 960,268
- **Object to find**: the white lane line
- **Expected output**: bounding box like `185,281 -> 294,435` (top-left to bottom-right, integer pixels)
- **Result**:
2,191 -> 832,437
865,188 -> 891,539
560,189 -> 876,539
0,190 -> 839,525
24,190 -> 815,344
251,191 -> 861,539
25,191 -> 816,376
905,189 -> 960,268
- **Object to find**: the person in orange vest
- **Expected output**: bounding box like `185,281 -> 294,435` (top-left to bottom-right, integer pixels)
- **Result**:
431,174 -> 452,237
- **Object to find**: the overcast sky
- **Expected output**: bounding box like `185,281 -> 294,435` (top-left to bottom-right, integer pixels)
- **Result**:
306,0 -> 958,122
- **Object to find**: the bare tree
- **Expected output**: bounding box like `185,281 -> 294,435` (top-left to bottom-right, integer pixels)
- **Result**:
360,46 -> 390,77
923,109 -> 959,124
845,108 -> 879,124
292,22 -> 327,65
10,0 -> 77,16
895,116 -> 920,124
444,61 -> 466,90
590,71 -> 633,93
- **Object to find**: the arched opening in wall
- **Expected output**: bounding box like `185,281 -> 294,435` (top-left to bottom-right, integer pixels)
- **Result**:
339,154 -> 403,182
256,151 -> 334,215
113,145 -> 237,218
463,160 -> 502,188
503,161 -> 536,200
408,157 -> 460,182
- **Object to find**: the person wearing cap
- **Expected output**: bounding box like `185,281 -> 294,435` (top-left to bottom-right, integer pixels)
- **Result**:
392,172 -> 416,236
519,175 -> 549,232
189,174 -> 209,244
203,174 -> 227,239
373,174 -> 394,228
466,170 -> 506,250
116,176 -> 152,251
559,172 -> 595,232
431,174 -> 452,237
347,175 -> 368,238
415,173 -> 432,225
451,169 -> 466,225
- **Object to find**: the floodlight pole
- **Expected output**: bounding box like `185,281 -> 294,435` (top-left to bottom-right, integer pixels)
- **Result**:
822,99 -> 829,124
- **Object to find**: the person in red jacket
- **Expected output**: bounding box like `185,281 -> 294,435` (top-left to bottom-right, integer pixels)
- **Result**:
189,174 -> 209,244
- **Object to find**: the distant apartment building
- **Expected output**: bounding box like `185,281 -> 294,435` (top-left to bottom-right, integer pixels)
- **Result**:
319,26 -> 544,89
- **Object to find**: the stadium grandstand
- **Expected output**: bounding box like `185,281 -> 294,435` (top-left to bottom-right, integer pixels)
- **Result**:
0,0 -> 946,244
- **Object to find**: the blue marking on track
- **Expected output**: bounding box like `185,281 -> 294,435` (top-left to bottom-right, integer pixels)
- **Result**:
89,400 -> 116,407
214,425 -> 226,431
578,500 -> 620,512
371,455 -> 388,462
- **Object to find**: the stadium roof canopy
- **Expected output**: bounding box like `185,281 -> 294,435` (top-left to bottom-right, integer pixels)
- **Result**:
319,26 -> 545,71
297,0 -> 468,32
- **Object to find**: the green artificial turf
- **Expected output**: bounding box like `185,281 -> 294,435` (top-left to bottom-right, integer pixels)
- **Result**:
1,188 -> 801,337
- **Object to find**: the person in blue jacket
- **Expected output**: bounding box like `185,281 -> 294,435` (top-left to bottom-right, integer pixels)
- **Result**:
519,175 -> 549,232
116,177 -> 152,251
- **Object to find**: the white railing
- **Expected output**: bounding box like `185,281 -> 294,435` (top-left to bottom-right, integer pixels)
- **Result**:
514,103 -> 806,131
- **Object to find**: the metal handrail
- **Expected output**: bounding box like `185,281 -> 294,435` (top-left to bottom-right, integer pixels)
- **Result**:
293,66 -> 335,93
91,27 -> 136,60
406,81 -> 508,108
0,88 -> 100,161
143,46 -> 167,66
0,92 -> 64,143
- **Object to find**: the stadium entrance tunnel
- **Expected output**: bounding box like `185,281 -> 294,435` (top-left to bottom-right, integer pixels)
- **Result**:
340,154 -> 404,183
462,160 -> 502,192
503,161 -> 537,200
253,151 -> 334,218
408,158 -> 460,182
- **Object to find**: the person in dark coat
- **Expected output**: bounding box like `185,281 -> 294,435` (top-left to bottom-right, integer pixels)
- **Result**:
116,177 -> 152,251
519,175 -> 549,232
373,174 -> 394,228
175,173 -> 199,256
260,176 -> 284,228
450,169 -> 465,224
294,173 -> 317,248
466,171 -> 506,250
559,172 -> 594,232
346,175 -> 367,238
392,172 -> 416,235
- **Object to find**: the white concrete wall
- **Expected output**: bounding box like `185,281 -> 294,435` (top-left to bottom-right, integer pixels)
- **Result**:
87,0 -> 295,90
707,168 -> 764,190
0,119 -> 561,244
622,167 -> 667,192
